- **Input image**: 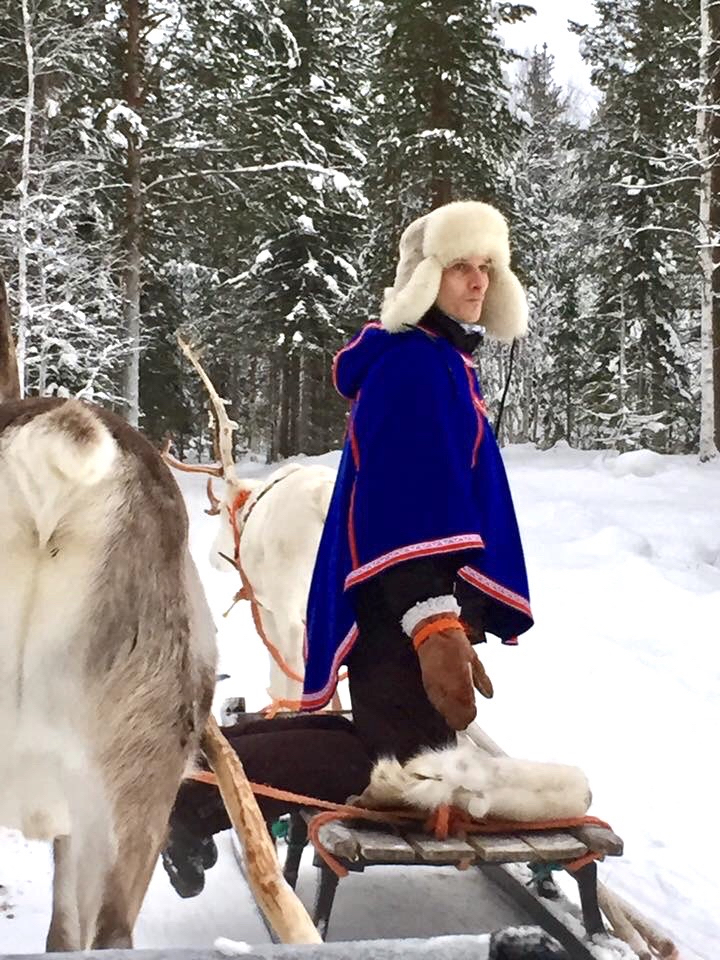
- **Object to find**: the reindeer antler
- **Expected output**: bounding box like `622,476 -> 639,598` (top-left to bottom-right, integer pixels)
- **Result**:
160,437 -> 224,478
204,476 -> 222,516
176,335 -> 239,485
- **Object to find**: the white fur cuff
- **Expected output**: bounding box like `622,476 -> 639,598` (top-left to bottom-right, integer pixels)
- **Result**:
401,596 -> 460,637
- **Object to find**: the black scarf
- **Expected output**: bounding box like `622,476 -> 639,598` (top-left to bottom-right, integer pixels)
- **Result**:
420,307 -> 484,356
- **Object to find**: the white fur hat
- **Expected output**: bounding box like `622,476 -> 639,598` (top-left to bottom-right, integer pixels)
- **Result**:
380,200 -> 528,341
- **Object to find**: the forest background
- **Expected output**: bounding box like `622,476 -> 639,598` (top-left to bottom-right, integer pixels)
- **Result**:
2,0 -> 718,463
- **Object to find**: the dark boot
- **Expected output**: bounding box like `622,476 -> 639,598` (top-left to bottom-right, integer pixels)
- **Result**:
489,926 -> 569,959
161,819 -> 218,898
161,716 -> 373,899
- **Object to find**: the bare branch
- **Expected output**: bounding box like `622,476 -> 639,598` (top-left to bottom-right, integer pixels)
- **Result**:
145,160 -> 356,194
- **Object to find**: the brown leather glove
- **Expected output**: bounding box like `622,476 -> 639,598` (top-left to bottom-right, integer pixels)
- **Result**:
412,616 -> 493,731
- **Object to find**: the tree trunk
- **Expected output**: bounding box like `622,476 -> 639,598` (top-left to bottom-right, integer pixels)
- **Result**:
35,73 -> 50,396
698,0 -> 720,461
565,363 -> 573,445
271,349 -> 291,461
710,0 -> 720,454
0,274 -> 21,402
288,349 -> 300,454
16,0 -> 36,397
120,0 -> 145,427
297,349 -> 308,453
429,75 -> 452,208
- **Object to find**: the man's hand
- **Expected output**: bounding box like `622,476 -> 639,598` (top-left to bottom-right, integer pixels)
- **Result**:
412,616 -> 493,730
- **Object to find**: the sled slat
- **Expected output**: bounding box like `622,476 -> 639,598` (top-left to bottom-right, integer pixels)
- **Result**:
572,825 -> 624,857
467,834 -> 536,862
403,833 -> 477,863
353,828 -> 416,862
314,820 -> 362,862
519,831 -> 587,862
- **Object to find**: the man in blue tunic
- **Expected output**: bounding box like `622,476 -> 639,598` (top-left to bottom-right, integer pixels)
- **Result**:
302,200 -> 533,762
160,201 -> 535,898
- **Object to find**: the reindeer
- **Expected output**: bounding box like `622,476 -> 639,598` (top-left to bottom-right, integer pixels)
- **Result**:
0,276 -> 217,950
164,340 -> 337,711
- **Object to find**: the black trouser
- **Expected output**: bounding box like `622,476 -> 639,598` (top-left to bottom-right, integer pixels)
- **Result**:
170,714 -> 373,839
348,595 -> 456,764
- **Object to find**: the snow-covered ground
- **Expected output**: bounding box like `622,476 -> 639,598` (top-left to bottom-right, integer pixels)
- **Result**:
1,443 -> 719,959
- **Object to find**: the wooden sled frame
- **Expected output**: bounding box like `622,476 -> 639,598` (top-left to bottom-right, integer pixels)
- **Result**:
265,806 -> 612,957
213,707 -> 677,960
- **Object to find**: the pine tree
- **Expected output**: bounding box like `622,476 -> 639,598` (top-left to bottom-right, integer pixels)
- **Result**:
697,0 -> 720,460
497,44 -> 589,446
157,0 -> 369,458
364,0 -> 533,302
573,0 -> 699,452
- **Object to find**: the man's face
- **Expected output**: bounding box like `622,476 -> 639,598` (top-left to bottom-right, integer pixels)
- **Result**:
435,256 -> 490,325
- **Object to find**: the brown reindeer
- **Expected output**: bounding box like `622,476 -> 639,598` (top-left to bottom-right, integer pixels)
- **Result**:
0,275 -> 217,950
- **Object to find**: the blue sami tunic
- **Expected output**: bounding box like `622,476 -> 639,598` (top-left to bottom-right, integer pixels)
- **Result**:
301,318 -> 533,710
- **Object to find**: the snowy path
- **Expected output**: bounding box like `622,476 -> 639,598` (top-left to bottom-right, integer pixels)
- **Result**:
1,445 -> 718,958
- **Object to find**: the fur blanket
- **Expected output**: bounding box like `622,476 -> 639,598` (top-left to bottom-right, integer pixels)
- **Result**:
356,742 -> 591,822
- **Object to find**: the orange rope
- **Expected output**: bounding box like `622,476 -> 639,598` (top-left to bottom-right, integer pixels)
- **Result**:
228,488 -> 253,551
187,770 -> 610,877
412,616 -> 463,652
261,696 -> 302,718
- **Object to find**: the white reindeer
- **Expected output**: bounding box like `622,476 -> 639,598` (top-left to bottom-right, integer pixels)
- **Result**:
0,278 -> 217,950
165,339 -> 337,710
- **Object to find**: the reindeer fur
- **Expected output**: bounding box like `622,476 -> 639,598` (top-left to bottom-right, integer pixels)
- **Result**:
357,742 -> 592,822
0,396 -> 216,950
211,462 -> 336,704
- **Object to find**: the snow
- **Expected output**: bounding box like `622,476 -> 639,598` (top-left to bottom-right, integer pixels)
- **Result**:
605,449 -> 667,478
1,444 -> 719,958
332,171 -> 351,193
102,102 -> 149,148
215,937 -> 253,955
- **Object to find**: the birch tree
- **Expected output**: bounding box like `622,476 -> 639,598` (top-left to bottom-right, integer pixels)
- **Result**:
0,1 -> 127,404
697,0 -> 720,460
15,0 -> 35,393
118,0 -> 146,427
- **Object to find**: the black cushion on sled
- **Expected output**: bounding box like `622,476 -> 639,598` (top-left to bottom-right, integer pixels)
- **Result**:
162,715 -> 373,898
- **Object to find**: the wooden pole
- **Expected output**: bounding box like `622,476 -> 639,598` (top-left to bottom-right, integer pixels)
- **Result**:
598,882 -> 679,960
596,884 -> 651,960
201,716 -> 321,944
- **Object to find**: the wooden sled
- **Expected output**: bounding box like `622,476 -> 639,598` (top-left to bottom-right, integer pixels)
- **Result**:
213,706 -> 676,959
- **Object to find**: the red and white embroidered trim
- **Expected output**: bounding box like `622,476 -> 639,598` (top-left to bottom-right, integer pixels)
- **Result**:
345,535 -> 485,590
301,624 -> 359,709
464,365 -> 486,467
348,481 -> 360,568
458,566 -> 532,618
348,410 -> 361,469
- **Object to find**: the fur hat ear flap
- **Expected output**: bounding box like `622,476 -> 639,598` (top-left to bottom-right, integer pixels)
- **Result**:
480,267 -> 529,342
381,257 -> 443,332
